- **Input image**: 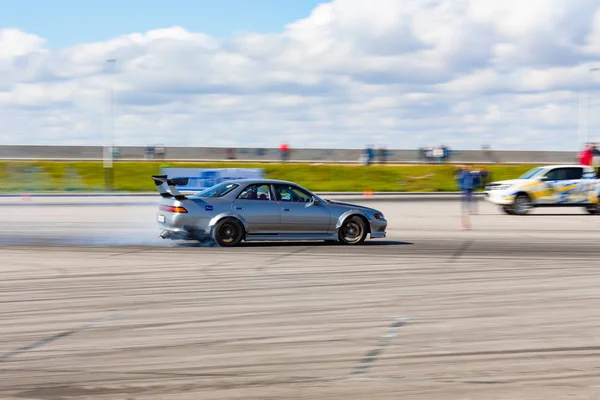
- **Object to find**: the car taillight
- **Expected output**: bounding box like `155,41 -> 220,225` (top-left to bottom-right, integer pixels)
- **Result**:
159,205 -> 188,213
374,213 -> 383,219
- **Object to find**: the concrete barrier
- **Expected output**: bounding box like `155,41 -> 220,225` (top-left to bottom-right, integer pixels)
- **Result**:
0,192 -> 482,204
0,145 -> 579,164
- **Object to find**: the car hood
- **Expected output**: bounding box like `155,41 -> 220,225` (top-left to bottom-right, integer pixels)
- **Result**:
487,179 -> 530,187
325,199 -> 378,212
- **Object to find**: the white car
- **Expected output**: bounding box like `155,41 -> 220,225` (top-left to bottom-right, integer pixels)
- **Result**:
484,165 -> 600,215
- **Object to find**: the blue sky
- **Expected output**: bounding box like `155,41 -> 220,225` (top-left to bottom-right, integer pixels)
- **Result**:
1,0 -> 325,48
2,0 -> 600,150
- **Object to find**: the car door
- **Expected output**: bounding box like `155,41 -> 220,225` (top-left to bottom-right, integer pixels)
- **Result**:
539,167 -> 582,204
581,167 -> 600,203
231,183 -> 281,234
273,184 -> 331,234
563,167 -> 586,203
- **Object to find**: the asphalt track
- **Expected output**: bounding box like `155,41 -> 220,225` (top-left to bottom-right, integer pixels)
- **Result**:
2,197 -> 600,399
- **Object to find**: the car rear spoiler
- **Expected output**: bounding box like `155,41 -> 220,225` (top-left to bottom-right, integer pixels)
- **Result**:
151,175 -> 189,200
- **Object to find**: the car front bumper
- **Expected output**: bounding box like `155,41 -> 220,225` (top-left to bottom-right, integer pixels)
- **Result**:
369,218 -> 387,239
483,190 -> 516,205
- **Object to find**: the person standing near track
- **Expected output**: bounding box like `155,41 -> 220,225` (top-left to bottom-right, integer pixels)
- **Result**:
579,143 -> 594,166
592,143 -> 600,172
455,164 -> 476,230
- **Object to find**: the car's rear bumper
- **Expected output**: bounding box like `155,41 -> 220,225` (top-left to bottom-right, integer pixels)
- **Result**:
159,229 -> 193,240
159,227 -> 210,240
157,212 -> 209,240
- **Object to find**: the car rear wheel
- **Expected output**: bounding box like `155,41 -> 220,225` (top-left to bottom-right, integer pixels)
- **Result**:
585,204 -> 600,215
213,218 -> 244,247
513,193 -> 533,215
338,216 -> 368,245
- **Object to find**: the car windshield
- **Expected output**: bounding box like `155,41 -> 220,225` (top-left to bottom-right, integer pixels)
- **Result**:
192,182 -> 239,198
519,167 -> 544,179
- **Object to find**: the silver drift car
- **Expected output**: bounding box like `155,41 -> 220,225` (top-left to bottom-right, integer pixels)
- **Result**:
152,175 -> 387,247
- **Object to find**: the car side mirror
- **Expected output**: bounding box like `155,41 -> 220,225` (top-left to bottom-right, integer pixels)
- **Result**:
308,197 -> 320,206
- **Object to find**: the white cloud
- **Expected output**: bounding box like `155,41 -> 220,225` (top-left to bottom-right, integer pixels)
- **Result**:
0,28 -> 46,58
3,0 -> 600,150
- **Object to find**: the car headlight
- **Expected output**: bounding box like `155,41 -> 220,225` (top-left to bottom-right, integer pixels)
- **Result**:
373,213 -> 384,220
486,184 -> 511,191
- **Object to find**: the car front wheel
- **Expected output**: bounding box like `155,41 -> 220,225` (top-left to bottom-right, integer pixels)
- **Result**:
513,193 -> 533,215
585,204 -> 600,215
213,218 -> 244,247
502,205 -> 516,215
338,216 -> 368,245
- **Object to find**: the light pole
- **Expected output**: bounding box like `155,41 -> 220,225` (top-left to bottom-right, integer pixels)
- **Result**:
104,58 -> 116,191
587,67 -> 599,145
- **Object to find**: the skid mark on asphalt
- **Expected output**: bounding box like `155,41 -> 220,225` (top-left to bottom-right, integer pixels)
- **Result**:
257,246 -> 318,271
447,239 -> 475,263
6,364 -> 597,389
200,260 -> 243,276
0,311 -> 128,362
349,317 -> 409,378
101,248 -> 157,258
1,364 -> 441,387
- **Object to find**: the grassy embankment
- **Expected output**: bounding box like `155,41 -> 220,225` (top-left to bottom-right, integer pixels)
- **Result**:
0,161 -> 537,193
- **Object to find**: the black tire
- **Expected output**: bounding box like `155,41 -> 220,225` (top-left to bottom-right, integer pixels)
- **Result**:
502,205 -> 515,215
213,218 -> 244,247
585,204 -> 600,215
513,193 -> 533,215
338,216 -> 368,245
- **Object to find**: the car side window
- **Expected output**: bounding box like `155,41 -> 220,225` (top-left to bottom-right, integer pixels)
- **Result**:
545,168 -> 583,181
237,184 -> 273,200
544,168 -> 569,181
565,167 -> 583,180
274,184 -> 311,202
290,186 -> 312,202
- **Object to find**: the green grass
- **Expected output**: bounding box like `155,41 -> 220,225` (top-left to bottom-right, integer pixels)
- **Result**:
0,161 -> 539,193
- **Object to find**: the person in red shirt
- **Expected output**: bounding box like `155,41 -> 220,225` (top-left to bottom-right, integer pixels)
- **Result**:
279,143 -> 290,162
579,144 -> 593,166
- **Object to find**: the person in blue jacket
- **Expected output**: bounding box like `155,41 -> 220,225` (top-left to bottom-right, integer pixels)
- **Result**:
455,165 -> 478,229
